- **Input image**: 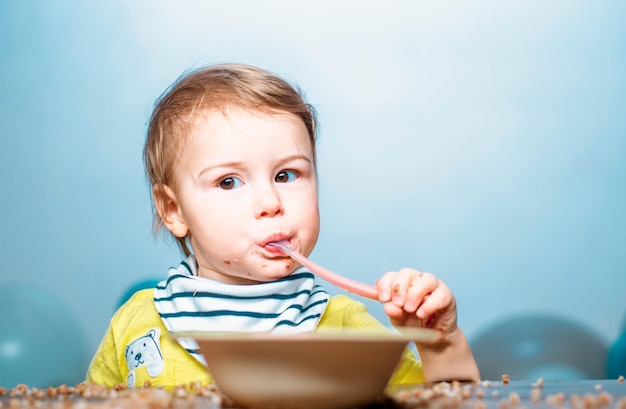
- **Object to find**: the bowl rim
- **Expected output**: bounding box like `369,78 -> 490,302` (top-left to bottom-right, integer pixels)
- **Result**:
171,326 -> 439,343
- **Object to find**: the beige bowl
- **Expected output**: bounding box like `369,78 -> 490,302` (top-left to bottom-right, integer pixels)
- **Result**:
173,329 -> 434,409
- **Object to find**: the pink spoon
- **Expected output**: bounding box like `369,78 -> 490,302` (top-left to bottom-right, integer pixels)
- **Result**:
267,240 -> 378,300
266,240 -> 443,343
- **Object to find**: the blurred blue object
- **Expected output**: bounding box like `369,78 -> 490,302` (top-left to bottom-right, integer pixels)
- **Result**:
0,284 -> 89,388
607,330 -> 626,378
117,278 -> 161,308
470,313 -> 608,380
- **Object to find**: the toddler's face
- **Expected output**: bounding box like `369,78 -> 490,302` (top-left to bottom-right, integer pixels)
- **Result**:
164,107 -> 319,284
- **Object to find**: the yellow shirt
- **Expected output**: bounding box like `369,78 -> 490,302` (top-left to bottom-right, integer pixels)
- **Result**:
86,289 -> 423,388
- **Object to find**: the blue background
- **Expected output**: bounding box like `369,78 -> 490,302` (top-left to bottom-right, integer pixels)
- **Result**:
1,0 -> 625,386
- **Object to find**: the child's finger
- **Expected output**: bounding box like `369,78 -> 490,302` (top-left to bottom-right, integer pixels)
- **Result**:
389,269 -> 419,307
376,269 -> 413,303
375,273 -> 394,302
404,272 -> 438,312
415,283 -> 453,319
383,301 -> 406,321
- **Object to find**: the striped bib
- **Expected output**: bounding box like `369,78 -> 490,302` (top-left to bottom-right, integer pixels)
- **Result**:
153,255 -> 330,364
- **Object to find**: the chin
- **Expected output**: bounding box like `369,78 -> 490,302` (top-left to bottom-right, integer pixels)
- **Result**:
261,267 -> 298,282
236,270 -> 292,285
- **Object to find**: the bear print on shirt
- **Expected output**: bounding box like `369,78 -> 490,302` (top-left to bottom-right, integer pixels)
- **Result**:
124,328 -> 164,387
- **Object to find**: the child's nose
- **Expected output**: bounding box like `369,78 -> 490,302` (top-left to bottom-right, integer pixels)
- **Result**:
255,184 -> 284,219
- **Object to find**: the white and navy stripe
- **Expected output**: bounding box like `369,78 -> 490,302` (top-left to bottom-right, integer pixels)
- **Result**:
154,255 -> 329,365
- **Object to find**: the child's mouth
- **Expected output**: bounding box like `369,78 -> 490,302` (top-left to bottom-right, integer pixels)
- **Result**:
261,236 -> 292,256
263,242 -> 289,256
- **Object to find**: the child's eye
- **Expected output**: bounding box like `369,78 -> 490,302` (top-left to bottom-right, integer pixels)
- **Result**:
275,170 -> 297,183
218,176 -> 243,190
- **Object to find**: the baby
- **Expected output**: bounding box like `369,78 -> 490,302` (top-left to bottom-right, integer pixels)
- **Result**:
86,63 -> 480,388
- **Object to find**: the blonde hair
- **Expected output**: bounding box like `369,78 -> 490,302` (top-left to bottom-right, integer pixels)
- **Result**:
143,63 -> 318,255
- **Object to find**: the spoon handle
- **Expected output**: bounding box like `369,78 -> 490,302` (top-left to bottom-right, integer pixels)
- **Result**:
268,242 -> 379,300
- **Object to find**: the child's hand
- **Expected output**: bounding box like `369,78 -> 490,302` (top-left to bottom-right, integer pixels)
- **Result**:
376,268 -> 457,342
377,268 -> 481,382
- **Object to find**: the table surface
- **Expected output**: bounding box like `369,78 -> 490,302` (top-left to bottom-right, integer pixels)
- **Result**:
385,379 -> 626,409
1,379 -> 625,409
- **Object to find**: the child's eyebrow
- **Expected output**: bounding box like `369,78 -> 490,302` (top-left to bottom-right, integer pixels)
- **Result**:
276,154 -> 313,166
196,154 -> 312,179
196,161 -> 245,179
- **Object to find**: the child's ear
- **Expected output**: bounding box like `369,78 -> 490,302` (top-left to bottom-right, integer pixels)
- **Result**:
153,184 -> 188,238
